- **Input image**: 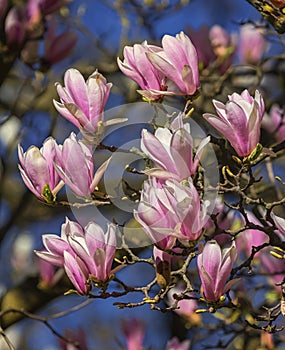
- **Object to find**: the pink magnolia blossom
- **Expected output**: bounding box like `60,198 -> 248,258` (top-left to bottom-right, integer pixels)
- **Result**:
270,211 -> 285,239
153,245 -> 172,266
35,218 -> 117,295
59,328 -> 88,350
235,212 -> 269,259
165,337 -> 190,350
187,26 -> 216,68
237,24 -> 267,65
66,220 -> 117,283
121,318 -> 145,350
63,251 -> 91,295
18,137 -> 62,201
54,132 -> 110,197
203,197 -> 233,232
197,240 -> 237,303
35,218 -> 82,266
37,258 -> 55,286
25,0 -> 42,33
167,285 -> 200,324
53,68 -> 112,136
262,104 -> 285,142
117,41 -> 167,101
134,177 -> 205,250
37,256 -> 64,289
141,113 -> 210,181
203,89 -> 265,157
209,25 -> 234,58
260,247 -> 285,293
5,0 -> 46,49
147,31 -> 200,96
187,25 -> 233,74
5,7 -> 26,48
209,25 -> 235,73
42,19 -> 77,68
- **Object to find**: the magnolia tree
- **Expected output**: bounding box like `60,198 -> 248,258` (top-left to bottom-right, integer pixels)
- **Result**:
1,0 -> 285,349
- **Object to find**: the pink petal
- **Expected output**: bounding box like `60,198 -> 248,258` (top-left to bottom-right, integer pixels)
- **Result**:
18,164 -> 41,198
93,248 -> 107,281
53,99 -> 80,128
63,251 -> 89,295
200,240 -> 221,286
42,234 -> 70,256
90,157 -> 110,193
64,69 -> 89,117
141,129 -> 177,174
34,250 -> 64,267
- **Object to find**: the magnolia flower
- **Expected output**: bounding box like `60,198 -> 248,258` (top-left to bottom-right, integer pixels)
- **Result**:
66,221 -> 117,283
167,285 -> 200,325
53,68 -> 112,136
260,247 -> 285,293
187,26 -> 216,68
209,25 -> 234,58
203,197 -> 233,232
235,212 -> 269,259
37,257 -> 59,288
134,177 -> 205,250
64,253 -> 91,295
117,41 -> 167,101
58,328 -> 88,350
165,337 -> 190,350
147,31 -> 200,96
35,218 -> 117,295
237,24 -> 267,65
197,240 -> 237,303
35,218 -> 82,266
141,113 -> 210,181
18,137 -> 62,201
5,0 -> 47,48
43,19 -> 77,68
203,89 -> 265,157
25,0 -> 42,33
153,245 -> 172,265
262,104 -> 285,142
121,318 -> 145,350
270,211 -> 285,239
188,25 -> 233,74
54,132 -> 110,197
5,7 -> 26,48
